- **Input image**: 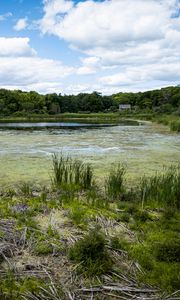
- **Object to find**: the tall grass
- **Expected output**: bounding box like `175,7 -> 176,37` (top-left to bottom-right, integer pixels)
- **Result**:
51,153 -> 93,189
140,165 -> 180,209
105,163 -> 126,200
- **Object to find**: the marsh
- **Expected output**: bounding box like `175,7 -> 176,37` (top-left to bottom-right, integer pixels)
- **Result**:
0,121 -> 179,185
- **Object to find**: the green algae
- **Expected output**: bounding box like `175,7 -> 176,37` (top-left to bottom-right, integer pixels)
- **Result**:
0,122 -> 179,186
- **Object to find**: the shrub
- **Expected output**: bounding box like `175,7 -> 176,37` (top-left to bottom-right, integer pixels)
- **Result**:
69,229 -> 112,276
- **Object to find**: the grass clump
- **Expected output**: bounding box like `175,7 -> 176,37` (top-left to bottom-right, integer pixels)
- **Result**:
34,241 -> 54,255
69,203 -> 87,228
18,181 -> 33,197
142,263 -> 180,293
69,229 -> 112,276
110,236 -> 129,251
0,272 -> 43,300
140,165 -> 180,209
105,163 -> 126,200
52,153 -> 93,190
155,238 -> 180,263
134,210 -> 151,222
130,244 -> 155,271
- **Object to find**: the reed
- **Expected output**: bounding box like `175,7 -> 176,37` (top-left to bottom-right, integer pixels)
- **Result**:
139,165 -> 180,209
105,163 -> 126,200
51,153 -> 93,189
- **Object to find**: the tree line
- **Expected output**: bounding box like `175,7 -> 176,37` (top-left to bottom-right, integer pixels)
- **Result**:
0,86 -> 179,116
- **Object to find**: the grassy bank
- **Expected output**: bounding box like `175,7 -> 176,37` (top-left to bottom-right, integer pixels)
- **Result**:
0,155 -> 179,299
0,111 -> 179,131
136,114 -> 180,133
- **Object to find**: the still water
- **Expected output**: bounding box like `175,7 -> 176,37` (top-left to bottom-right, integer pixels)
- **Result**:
0,121 -> 179,185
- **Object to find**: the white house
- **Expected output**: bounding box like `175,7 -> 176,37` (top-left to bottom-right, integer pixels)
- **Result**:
119,104 -> 131,111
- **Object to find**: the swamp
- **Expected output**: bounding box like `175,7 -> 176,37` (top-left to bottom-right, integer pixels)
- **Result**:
0,118 -> 180,300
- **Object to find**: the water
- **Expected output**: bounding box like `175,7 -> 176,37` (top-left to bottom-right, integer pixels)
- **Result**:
0,121 -> 179,185
0,122 -> 117,129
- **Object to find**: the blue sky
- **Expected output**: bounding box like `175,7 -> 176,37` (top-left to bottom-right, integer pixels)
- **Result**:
0,0 -> 180,94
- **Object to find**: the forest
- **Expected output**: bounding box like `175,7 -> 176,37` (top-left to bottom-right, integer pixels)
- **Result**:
0,86 -> 180,116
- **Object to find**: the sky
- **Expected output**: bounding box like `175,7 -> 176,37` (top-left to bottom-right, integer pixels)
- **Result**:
0,0 -> 180,95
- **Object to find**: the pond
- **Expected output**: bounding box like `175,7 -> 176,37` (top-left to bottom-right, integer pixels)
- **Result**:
0,121 -> 179,185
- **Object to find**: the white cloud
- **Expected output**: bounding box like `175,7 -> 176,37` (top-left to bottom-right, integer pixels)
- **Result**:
99,61 -> 180,87
0,37 -> 74,93
0,37 -> 36,57
39,0 -> 180,92
14,17 -> 28,31
40,0 -> 73,34
77,56 -> 100,75
0,12 -> 12,22
40,0 -> 179,51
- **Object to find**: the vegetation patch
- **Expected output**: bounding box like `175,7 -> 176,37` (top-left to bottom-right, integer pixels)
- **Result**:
69,229 -> 112,276
0,155 -> 180,298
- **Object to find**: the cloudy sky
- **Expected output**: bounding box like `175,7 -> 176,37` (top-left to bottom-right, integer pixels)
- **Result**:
0,0 -> 180,94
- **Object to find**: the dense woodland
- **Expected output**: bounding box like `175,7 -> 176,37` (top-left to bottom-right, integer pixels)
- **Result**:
0,86 -> 180,116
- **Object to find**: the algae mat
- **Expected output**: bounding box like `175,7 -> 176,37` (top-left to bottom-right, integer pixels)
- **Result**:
0,122 -> 179,185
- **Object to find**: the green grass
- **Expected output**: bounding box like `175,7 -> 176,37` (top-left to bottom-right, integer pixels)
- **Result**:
0,157 -> 180,297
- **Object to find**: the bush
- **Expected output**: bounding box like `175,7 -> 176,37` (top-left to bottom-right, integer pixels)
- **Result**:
69,229 -> 112,276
